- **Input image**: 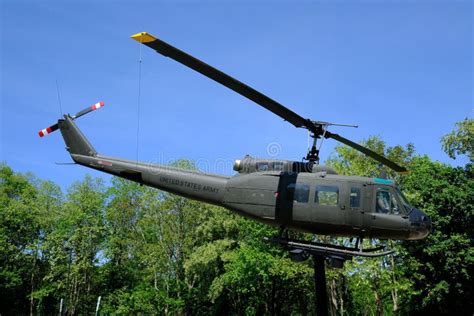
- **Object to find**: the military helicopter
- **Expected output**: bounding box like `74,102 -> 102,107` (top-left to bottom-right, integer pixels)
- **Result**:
39,32 -> 431,261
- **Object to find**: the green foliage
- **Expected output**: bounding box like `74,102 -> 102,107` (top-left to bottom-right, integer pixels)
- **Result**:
441,117 -> 473,161
327,137 -> 473,315
34,175 -> 106,315
208,243 -> 314,314
0,164 -> 41,314
400,157 -> 473,314
1,125 -> 472,315
326,136 -> 415,185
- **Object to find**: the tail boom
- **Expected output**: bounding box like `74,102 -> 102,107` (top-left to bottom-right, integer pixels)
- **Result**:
72,153 -> 228,205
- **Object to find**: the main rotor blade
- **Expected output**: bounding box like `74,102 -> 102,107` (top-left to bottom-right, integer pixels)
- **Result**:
325,131 -> 408,173
131,32 -> 311,129
130,32 -> 407,173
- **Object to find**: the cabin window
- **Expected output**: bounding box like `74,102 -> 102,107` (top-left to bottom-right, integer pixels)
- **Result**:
257,162 -> 269,171
287,183 -> 309,203
350,187 -> 361,208
376,189 -> 400,214
273,162 -> 284,171
315,185 -> 339,206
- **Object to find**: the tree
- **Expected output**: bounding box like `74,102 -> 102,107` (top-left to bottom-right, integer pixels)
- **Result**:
326,136 -> 415,184
28,178 -> 63,315
100,160 -> 235,314
35,175 -> 106,315
103,177 -> 146,292
0,164 -> 41,315
441,118 -> 473,161
401,157 -> 473,314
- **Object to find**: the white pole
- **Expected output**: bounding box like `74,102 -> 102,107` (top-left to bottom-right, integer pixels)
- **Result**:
59,298 -> 63,316
95,296 -> 101,316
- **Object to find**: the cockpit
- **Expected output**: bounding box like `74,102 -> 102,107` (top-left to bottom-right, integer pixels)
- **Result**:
375,187 -> 409,215
374,181 -> 431,239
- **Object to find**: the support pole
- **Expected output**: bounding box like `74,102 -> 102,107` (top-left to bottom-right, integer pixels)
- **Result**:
314,255 -> 328,316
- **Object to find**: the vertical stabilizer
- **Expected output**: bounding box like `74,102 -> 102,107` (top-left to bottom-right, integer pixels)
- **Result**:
58,115 -> 97,156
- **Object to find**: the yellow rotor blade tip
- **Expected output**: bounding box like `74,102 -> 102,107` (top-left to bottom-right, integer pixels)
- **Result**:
130,32 -> 157,43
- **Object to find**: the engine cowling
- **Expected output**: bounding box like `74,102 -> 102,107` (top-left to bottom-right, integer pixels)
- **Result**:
233,155 -> 337,174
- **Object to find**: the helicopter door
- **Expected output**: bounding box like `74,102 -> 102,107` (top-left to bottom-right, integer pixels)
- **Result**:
275,172 -> 298,226
360,184 -> 377,235
364,185 -> 410,238
345,183 -> 363,231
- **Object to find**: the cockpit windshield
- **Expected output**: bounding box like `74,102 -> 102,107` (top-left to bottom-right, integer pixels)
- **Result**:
395,187 -> 413,212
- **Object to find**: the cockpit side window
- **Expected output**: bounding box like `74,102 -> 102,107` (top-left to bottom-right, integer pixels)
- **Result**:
395,187 -> 412,212
376,189 -> 391,213
391,193 -> 400,214
376,188 -> 402,214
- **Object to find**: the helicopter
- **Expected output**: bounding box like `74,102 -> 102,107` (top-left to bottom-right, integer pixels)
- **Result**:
39,32 -> 431,261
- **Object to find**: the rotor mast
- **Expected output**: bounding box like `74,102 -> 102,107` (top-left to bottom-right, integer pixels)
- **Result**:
305,121 -> 358,164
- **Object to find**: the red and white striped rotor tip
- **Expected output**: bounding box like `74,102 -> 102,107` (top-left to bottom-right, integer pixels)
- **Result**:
38,125 -> 56,137
38,101 -> 104,138
91,101 -> 105,110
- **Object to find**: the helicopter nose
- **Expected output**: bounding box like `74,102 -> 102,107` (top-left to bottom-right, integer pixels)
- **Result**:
408,208 -> 431,239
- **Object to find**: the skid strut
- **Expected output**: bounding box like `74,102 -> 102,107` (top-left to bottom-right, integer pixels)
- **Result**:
265,237 -> 394,315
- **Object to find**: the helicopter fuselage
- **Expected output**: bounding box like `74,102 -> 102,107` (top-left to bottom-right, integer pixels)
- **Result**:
65,121 -> 430,242
224,170 -> 429,240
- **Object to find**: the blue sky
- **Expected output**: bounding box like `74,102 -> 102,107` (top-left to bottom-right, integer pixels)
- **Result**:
1,0 -> 472,189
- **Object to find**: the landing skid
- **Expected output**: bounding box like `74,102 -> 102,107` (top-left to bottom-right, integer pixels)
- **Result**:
264,237 -> 395,262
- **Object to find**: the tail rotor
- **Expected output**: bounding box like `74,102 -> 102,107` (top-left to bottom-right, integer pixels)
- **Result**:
38,101 -> 105,138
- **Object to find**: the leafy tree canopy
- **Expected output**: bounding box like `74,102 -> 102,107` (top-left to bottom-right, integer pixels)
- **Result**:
441,117 -> 473,161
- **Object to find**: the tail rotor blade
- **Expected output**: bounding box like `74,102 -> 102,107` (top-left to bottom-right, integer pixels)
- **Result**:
38,101 -> 105,138
38,123 -> 59,137
73,101 -> 105,119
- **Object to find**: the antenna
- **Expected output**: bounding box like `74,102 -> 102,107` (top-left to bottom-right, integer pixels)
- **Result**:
55,79 -> 63,116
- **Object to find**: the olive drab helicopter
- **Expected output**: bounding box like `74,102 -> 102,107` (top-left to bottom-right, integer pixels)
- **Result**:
39,32 -> 431,264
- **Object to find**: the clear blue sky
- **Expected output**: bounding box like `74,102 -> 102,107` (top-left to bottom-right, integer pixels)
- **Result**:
1,0 -> 472,189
